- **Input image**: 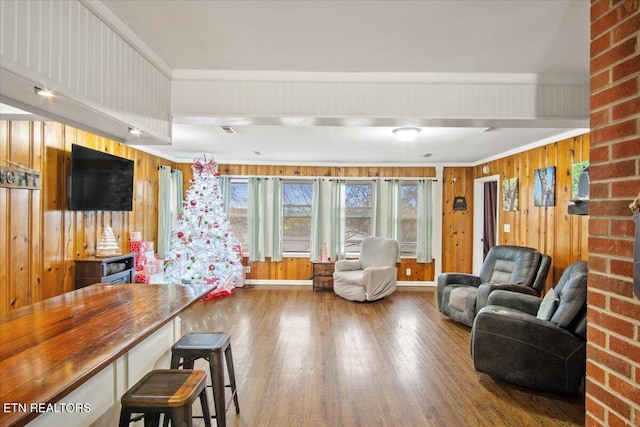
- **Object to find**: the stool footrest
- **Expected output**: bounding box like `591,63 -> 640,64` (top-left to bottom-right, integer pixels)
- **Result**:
170,332 -> 240,426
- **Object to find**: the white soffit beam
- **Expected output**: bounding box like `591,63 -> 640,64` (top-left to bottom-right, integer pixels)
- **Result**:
171,72 -> 589,126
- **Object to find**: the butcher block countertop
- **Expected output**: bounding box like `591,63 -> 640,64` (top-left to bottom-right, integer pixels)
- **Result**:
0,283 -> 213,426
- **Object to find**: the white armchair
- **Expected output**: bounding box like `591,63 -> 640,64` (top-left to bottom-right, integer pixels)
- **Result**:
333,237 -> 399,302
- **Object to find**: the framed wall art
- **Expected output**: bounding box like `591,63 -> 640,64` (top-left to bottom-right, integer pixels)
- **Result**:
534,166 -> 556,207
502,178 -> 519,211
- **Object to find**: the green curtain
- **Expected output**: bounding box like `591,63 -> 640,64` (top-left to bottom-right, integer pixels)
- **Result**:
157,166 -> 172,259
386,179 -> 402,262
171,169 -> 183,219
330,179 -> 346,260
310,178 -> 323,261
219,175 -> 230,218
417,179 -> 434,263
248,177 -> 266,261
271,178 -> 283,262
372,179 -> 382,236
387,179 -> 402,241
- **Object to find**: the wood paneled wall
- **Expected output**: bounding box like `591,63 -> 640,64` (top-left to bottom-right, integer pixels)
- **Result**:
0,120 -> 173,313
441,167 -> 475,274
174,163 -> 437,282
473,133 -> 590,286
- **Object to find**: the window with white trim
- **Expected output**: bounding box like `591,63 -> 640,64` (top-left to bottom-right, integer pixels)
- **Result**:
400,181 -> 419,255
282,181 -> 314,253
228,179 -> 249,253
345,181 -> 373,253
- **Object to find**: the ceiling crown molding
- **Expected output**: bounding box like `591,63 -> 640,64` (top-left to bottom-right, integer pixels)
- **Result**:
172,70 -> 589,86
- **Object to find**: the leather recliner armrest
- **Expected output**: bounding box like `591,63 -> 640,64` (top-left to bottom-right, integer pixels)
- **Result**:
476,283 -> 540,313
485,289 -> 542,315
436,273 -> 481,308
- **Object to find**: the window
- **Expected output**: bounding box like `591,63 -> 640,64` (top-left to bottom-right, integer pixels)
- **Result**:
400,182 -> 419,255
282,181 -> 313,253
228,179 -> 249,252
345,182 -> 373,253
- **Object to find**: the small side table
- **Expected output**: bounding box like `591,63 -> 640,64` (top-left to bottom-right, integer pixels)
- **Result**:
312,261 -> 335,291
74,253 -> 136,289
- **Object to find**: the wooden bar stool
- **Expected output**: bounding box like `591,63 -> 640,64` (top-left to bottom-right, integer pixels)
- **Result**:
170,332 -> 240,427
118,369 -> 211,427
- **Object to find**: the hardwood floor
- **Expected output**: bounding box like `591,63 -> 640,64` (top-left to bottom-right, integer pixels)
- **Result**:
178,286 -> 584,427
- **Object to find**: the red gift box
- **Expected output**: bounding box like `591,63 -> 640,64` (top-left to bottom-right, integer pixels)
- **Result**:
130,241 -> 146,253
135,271 -> 149,284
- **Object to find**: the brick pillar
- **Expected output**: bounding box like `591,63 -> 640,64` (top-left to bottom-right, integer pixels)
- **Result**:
587,1 -> 640,426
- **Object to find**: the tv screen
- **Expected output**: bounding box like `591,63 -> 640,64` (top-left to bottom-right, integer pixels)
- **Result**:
68,144 -> 134,211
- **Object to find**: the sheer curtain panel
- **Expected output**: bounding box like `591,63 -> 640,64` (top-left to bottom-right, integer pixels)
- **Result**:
417,179 -> 434,263
158,166 -> 172,259
330,179 -> 346,260
271,178 -> 283,262
310,178 -> 324,261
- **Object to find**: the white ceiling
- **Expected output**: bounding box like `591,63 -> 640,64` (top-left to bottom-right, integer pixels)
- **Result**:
102,0 -> 589,74
3,1 -> 592,165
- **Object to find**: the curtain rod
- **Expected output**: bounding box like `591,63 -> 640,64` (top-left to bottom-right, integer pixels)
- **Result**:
223,175 -> 437,182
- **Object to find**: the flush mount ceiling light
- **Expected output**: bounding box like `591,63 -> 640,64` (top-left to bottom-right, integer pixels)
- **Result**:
34,86 -> 54,97
392,127 -> 421,142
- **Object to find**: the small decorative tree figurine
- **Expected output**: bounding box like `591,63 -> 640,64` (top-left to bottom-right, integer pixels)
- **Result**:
164,156 -> 242,298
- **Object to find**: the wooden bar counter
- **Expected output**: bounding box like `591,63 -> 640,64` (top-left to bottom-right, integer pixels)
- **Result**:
0,283 -> 213,427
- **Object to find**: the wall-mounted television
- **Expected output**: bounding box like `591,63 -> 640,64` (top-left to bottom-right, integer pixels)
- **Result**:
68,144 -> 134,211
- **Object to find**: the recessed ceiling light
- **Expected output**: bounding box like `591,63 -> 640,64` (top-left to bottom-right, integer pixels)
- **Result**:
221,126 -> 237,134
34,86 -> 54,97
253,151 -> 262,156
128,128 -> 142,135
481,127 -> 497,133
422,153 -> 432,158
392,127 -> 421,142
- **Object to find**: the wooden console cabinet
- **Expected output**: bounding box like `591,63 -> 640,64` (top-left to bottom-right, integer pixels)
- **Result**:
74,253 -> 136,288
312,261 -> 335,291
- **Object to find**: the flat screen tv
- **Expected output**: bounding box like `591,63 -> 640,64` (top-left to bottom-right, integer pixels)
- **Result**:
68,144 -> 134,211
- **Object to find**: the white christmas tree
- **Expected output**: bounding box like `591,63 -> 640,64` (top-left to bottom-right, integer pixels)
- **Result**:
164,156 -> 242,294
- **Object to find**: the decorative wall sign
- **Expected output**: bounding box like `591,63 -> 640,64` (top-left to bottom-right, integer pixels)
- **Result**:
502,178 -> 519,211
0,166 -> 41,190
534,166 -> 556,207
453,196 -> 467,211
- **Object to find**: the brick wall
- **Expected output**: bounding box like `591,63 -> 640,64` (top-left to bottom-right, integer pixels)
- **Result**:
587,1 -> 640,426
